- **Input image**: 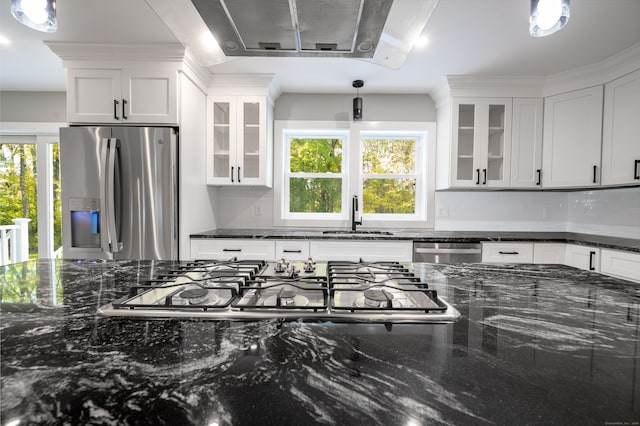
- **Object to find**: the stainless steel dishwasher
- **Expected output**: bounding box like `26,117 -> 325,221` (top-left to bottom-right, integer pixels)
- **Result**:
413,242 -> 482,263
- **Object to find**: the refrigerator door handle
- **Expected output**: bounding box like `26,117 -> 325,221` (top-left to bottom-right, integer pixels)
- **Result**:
106,138 -> 122,253
99,138 -> 110,254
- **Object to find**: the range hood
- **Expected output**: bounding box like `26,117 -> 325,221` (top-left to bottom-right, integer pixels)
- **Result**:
145,0 -> 439,69
190,0 -> 392,58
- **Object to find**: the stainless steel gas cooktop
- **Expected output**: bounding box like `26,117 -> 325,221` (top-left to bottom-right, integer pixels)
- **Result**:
99,259 -> 460,323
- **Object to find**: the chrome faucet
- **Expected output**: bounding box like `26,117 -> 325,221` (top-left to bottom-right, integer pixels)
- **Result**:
351,195 -> 362,231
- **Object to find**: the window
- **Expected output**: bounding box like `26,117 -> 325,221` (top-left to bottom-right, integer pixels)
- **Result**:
275,121 -> 436,228
286,133 -> 347,218
360,132 -> 424,219
0,123 -> 63,263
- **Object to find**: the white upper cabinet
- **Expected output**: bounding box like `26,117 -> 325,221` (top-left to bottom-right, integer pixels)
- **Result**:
67,68 -> 177,124
450,98 -> 512,188
542,86 -> 604,188
601,69 -> 640,186
510,98 -> 543,188
207,95 -> 273,187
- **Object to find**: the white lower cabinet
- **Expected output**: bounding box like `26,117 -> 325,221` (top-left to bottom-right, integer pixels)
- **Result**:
481,242 -> 533,263
565,244 -> 600,272
310,240 -> 413,262
275,240 -> 310,261
190,239 -> 275,260
533,243 -> 566,264
600,249 -> 640,283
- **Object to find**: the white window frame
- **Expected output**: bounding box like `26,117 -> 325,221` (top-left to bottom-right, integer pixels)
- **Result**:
357,128 -> 427,223
282,128 -> 349,221
274,120 -> 436,229
0,122 -> 64,258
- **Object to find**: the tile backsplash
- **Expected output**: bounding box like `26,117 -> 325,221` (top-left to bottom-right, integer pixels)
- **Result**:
215,186 -> 640,239
435,187 -> 639,238
434,191 -> 567,232
566,187 -> 640,239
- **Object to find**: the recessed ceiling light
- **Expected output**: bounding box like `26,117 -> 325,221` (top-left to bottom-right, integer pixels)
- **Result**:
0,34 -> 11,45
414,36 -> 429,48
200,30 -> 220,51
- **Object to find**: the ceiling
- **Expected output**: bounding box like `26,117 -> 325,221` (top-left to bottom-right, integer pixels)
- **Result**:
1,0 -> 640,94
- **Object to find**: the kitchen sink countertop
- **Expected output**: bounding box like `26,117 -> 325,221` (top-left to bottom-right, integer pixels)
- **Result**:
191,228 -> 640,252
2,259 -> 640,425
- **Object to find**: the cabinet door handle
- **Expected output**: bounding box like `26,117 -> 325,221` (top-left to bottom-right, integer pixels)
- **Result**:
536,169 -> 542,186
476,169 -> 480,185
122,99 -> 128,120
283,249 -> 302,253
634,160 -> 640,180
483,168 -> 487,185
589,251 -> 596,271
113,99 -> 119,120
238,166 -> 241,183
593,165 -> 597,184
498,251 -> 519,255
231,166 -> 234,183
222,248 -> 242,252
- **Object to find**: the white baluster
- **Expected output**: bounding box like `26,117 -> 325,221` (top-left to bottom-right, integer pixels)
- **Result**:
12,218 -> 31,263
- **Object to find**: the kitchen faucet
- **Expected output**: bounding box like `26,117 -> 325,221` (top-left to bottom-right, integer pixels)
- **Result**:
351,195 -> 362,231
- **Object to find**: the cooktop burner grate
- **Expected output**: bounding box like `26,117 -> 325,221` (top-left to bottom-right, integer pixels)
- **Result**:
233,277 -> 328,312
100,259 -> 460,322
113,281 -> 238,311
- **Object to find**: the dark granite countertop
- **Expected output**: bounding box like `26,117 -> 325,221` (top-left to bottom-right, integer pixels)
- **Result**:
2,259 -> 640,425
190,229 -> 640,253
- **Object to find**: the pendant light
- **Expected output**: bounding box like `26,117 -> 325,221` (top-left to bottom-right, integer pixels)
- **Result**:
352,80 -> 364,121
11,0 -> 57,33
529,0 -> 570,37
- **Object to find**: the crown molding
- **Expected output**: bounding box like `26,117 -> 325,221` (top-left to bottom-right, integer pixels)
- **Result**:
208,74 -> 282,100
447,75 -> 545,98
180,49 -> 213,93
45,42 -> 186,64
544,41 -> 640,96
431,41 -> 640,102
430,81 -> 451,110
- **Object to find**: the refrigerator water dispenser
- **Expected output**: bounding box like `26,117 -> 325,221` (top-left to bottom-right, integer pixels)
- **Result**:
69,198 -> 100,248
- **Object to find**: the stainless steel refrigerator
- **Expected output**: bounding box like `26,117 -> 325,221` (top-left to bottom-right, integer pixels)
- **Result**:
60,126 -> 178,260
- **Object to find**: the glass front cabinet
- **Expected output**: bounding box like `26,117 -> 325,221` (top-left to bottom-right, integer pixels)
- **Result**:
207,95 -> 272,186
451,98 -> 512,188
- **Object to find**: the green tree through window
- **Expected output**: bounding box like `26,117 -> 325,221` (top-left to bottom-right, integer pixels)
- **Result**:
289,138 -> 343,213
0,143 -> 61,257
361,138 -> 417,214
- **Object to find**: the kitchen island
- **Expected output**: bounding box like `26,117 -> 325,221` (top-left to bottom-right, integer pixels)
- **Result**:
1,259 -> 639,425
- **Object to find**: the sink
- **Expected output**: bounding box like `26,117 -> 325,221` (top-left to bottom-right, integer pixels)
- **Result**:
322,230 -> 394,236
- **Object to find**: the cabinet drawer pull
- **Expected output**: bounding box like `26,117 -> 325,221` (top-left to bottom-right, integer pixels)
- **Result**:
593,165 -> 597,184
536,169 -> 541,186
476,168 -> 480,185
122,99 -> 128,120
222,248 -> 242,252
498,251 -> 519,255
231,166 -> 234,183
589,251 -> 595,271
482,168 -> 487,185
634,160 -> 640,180
238,166 -> 241,183
113,99 -> 119,120
283,249 -> 302,253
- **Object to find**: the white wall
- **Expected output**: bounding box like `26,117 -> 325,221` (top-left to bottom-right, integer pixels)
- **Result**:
0,92 -> 66,122
274,93 -> 436,121
178,74 -> 218,258
216,187 -> 274,229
